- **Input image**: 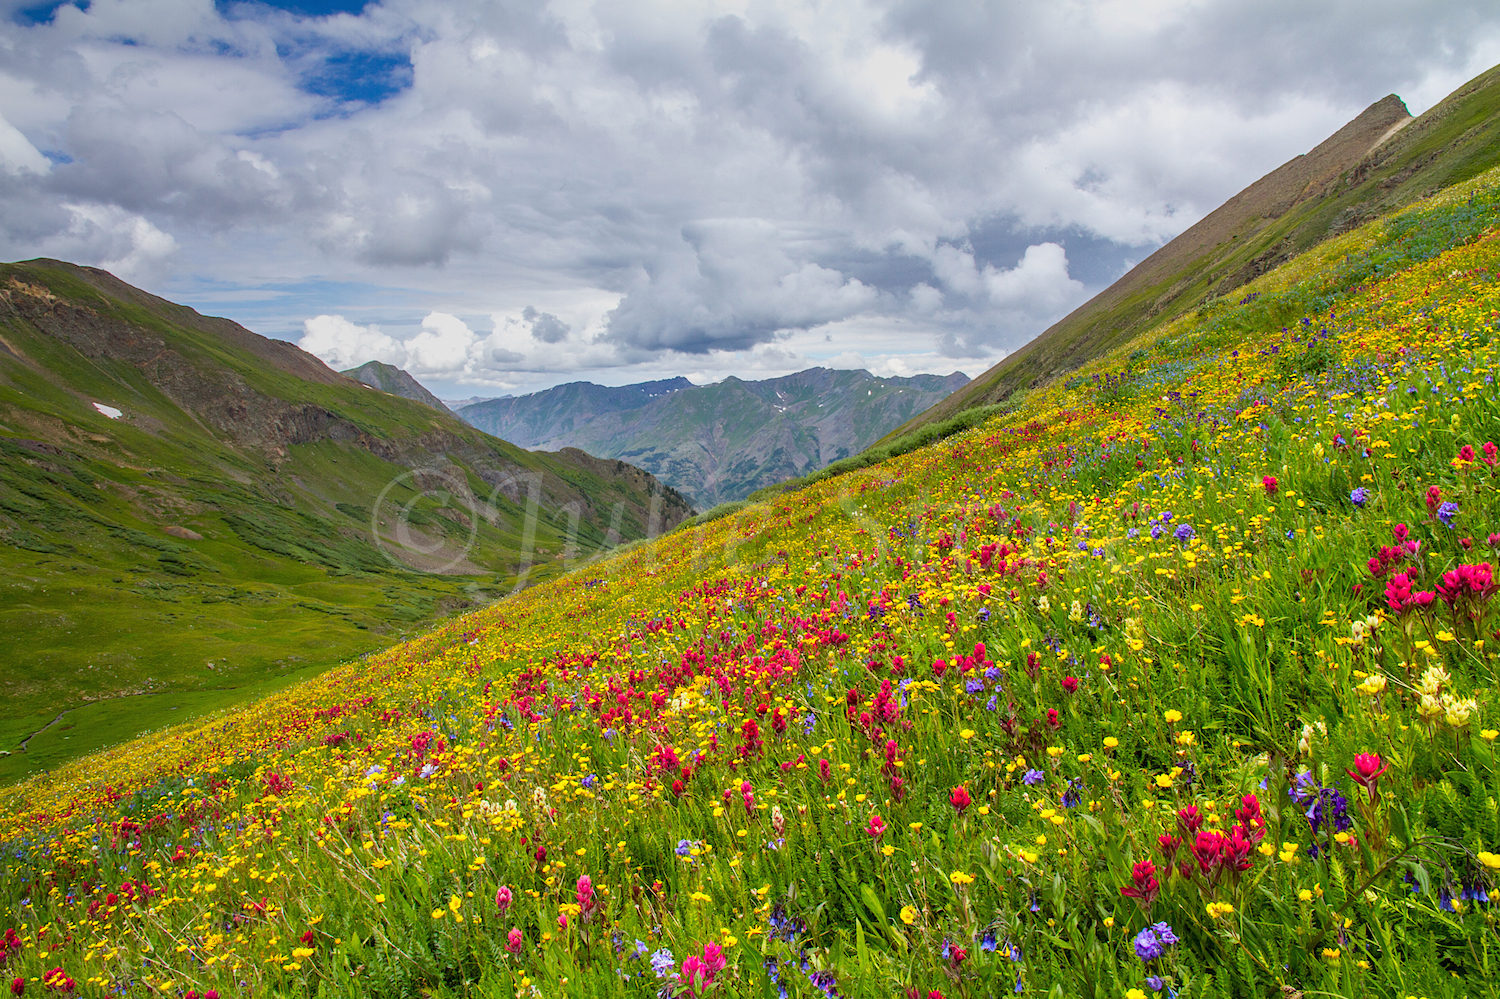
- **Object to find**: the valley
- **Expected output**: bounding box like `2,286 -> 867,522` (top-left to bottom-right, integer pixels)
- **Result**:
0,261 -> 690,780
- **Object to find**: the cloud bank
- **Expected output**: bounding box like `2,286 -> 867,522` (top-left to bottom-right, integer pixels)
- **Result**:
2,0 -> 1498,392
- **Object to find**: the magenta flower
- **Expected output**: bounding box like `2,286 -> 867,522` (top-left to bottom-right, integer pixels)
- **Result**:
576,874 -> 597,916
1119,859 -> 1159,907
1347,753 -> 1389,799
682,942 -> 727,995
1436,562 -> 1497,610
949,785 -> 971,813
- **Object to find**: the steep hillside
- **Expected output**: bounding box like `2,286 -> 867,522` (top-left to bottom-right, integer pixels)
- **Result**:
884,62 -> 1500,443
460,368 -> 968,507
5,165 -> 1500,997
342,359 -> 452,413
0,259 -> 691,780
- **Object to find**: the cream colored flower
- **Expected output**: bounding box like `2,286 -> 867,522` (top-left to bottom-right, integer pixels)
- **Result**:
1443,695 -> 1477,727
1418,665 -> 1451,696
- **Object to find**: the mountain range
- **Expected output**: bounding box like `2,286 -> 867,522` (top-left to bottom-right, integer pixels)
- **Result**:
884,65 -> 1500,443
0,260 -> 689,780
456,368 -> 969,508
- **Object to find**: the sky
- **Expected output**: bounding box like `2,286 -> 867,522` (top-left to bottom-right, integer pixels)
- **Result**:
2,1 -> 1498,400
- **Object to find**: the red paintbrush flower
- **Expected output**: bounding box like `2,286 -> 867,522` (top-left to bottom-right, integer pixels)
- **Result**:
949,785 -> 971,813
1347,753 -> 1389,799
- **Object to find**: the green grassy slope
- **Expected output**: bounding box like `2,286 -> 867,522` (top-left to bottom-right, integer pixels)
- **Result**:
880,62 -> 1500,445
0,260 -> 692,783
7,165 -> 1500,997
342,359 -> 453,413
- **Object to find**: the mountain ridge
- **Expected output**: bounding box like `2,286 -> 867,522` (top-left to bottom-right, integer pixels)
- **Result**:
881,64 -> 1500,443
457,367 -> 968,507
0,258 -> 690,781
342,359 -> 453,414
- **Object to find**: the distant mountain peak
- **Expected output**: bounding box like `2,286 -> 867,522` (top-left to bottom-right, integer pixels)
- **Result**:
456,367 -> 969,507
341,360 -> 451,414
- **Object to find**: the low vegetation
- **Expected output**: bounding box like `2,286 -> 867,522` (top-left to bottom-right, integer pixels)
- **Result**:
5,168 -> 1500,998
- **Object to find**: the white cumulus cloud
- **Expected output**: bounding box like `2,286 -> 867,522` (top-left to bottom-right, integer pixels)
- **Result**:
0,0 -> 1497,395
298,314 -> 408,371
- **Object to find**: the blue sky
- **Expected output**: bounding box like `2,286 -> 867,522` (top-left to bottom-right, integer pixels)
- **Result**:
2,1 -> 1498,397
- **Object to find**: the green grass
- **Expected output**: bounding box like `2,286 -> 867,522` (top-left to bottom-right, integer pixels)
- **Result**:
740,399 -> 1022,505
2,659 -> 331,780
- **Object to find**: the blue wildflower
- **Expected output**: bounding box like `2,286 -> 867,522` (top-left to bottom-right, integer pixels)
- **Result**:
809,970 -> 840,997
650,949 -> 676,977
1437,501 -> 1459,528
1133,922 -> 1178,962
1350,486 -> 1368,507
1022,769 -> 1045,786
1133,927 -> 1165,961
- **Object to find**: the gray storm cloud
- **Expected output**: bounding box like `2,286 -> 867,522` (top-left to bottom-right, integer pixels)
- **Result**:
522,306 -> 571,344
1,0 -> 1497,388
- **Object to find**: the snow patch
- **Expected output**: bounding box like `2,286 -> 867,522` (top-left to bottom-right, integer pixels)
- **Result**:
93,402 -> 122,419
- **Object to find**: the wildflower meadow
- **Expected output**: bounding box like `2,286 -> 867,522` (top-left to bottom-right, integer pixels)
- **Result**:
6,169 -> 1500,999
